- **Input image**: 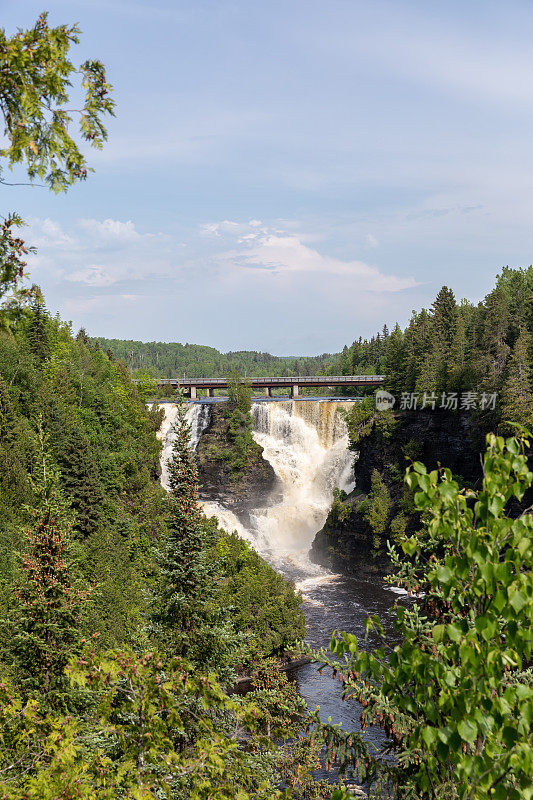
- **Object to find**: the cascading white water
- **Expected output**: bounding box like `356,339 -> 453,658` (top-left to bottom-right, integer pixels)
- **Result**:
201,400 -> 356,587
247,401 -> 354,577
155,398 -> 357,587
155,402 -> 211,490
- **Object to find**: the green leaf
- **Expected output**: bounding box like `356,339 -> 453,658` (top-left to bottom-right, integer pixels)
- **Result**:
457,719 -> 477,744
436,566 -> 453,584
421,725 -> 437,747
502,726 -> 518,748
509,589 -> 527,613
432,625 -> 445,643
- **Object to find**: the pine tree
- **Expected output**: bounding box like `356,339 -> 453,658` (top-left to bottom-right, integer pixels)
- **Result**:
3,423 -> 87,708
431,285 -> 457,346
500,328 -> 533,431
149,402 -> 228,669
27,298 -> 50,365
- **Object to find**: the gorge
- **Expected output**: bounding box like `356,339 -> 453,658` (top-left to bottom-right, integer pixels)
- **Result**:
155,398 -> 403,749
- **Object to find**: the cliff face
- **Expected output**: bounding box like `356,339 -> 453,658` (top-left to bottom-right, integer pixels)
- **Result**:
196,404 -> 279,522
311,410 -> 485,575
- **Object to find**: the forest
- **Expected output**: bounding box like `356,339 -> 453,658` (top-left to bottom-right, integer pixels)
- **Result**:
0,11 -> 531,800
94,337 -> 336,380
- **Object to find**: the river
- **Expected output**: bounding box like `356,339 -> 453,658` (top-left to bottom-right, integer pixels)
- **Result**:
156,398 -> 403,771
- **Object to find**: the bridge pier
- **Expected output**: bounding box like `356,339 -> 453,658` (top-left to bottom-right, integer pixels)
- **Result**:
206,388 -> 214,398
291,384 -> 299,398
190,386 -> 197,399
264,387 -> 272,397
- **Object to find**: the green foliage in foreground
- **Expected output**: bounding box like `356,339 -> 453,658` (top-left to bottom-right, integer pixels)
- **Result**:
316,430 -> 533,799
0,12 -> 114,193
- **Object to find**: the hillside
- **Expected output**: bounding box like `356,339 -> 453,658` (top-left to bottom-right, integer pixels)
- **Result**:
94,336 -> 337,379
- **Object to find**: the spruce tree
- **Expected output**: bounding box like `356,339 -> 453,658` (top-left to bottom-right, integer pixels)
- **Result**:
480,286 -> 511,390
500,328 -> 533,431
27,297 -> 50,365
384,324 -> 407,395
150,402 -> 229,670
57,428 -> 102,538
3,423 -> 87,708
431,285 -> 457,345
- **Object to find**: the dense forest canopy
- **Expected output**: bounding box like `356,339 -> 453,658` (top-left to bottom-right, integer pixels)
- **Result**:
331,266 -> 533,422
94,337 -> 336,378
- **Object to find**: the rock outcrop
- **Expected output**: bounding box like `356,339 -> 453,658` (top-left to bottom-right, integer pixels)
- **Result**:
311,410 -> 486,575
196,403 -> 279,523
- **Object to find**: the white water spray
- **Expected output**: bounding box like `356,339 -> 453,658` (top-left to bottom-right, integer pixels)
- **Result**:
155,399 -> 356,589
155,402 -> 211,490
246,401 -> 355,582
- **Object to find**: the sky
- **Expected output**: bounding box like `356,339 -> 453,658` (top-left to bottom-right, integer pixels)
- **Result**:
2,0 -> 533,355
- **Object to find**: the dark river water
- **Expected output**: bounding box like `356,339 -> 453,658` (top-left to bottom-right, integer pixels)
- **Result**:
285,567 -> 408,781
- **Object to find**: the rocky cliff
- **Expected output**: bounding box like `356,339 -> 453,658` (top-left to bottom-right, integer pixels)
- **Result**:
311,410 -> 487,575
196,403 -> 279,523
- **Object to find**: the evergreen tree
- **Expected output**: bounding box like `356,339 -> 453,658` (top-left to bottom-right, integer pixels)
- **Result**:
447,312 -> 468,391
150,402 -> 233,672
480,286 -> 511,390
500,327 -> 533,431
57,428 -> 103,538
27,298 -> 50,365
431,285 -> 457,345
2,423 -> 87,708
384,324 -> 406,395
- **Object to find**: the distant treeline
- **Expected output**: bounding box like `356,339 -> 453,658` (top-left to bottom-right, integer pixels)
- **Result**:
93,338 -> 336,379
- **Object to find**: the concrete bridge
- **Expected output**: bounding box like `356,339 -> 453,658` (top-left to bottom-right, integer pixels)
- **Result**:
149,375 -> 385,398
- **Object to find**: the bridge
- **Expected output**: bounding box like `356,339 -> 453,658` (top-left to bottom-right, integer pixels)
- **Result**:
147,375 -> 385,398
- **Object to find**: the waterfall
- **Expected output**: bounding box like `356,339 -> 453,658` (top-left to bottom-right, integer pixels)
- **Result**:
183,399 -> 355,585
155,402 -> 211,490
246,400 -> 355,578
155,398 -> 356,582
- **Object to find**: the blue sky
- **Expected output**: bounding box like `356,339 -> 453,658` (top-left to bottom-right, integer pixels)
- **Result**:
3,0 -> 533,355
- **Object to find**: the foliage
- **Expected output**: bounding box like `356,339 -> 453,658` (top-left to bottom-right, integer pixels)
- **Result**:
213,529 -> 306,658
1,423 -> 88,709
0,650 -> 289,799
317,431 -> 533,800
95,337 -> 336,382
0,12 -> 114,192
227,370 -> 253,412
0,308 -> 166,647
330,488 -> 351,524
343,396 -> 375,449
149,403 -> 239,677
0,214 -> 38,325
363,469 -> 392,540
330,266 -> 533,430
500,327 -> 533,434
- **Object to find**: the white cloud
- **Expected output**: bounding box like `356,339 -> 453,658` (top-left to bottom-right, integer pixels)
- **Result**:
209,221 -> 416,292
66,265 -> 117,287
26,216 -> 176,292
78,218 -> 142,242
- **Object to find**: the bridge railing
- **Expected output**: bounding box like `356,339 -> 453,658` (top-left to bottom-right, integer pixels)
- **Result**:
150,375 -> 385,385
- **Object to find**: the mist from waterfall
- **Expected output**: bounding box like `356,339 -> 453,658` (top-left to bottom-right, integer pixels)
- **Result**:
156,402 -> 211,490
202,399 -> 356,584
